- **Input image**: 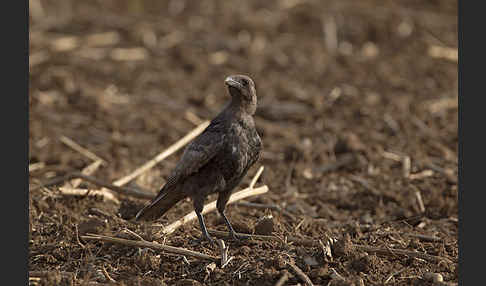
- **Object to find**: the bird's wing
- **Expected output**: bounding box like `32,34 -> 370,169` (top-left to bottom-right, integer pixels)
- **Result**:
163,123 -> 226,190
135,123 -> 226,221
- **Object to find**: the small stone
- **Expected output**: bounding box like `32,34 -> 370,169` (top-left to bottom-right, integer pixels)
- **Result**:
302,168 -> 314,179
175,279 -> 203,286
332,234 -> 354,258
423,272 -> 443,283
230,219 -> 253,234
51,36 -> 79,52
362,42 -> 379,58
254,215 -> 274,235
110,48 -> 147,61
397,21 -> 414,37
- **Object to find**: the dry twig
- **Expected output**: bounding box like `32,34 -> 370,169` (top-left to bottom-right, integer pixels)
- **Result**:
110,48 -> 148,61
249,166 -> 264,189
354,244 -> 453,264
384,268 -> 407,284
74,224 -> 85,248
380,231 -> 442,243
119,228 -> 145,241
60,135 -> 106,164
208,229 -> 317,247
88,208 -> 136,225
30,172 -> 154,199
55,187 -> 120,204
402,156 -> 411,178
428,45 -> 457,62
208,230 -> 277,242
409,170 -> 434,180
413,187 -> 426,213
81,233 -> 219,262
184,111 -> 204,125
322,15 -> 338,54
101,264 -> 116,283
61,160 -> 102,189
274,270 -> 290,286
29,162 -> 46,173
413,160 -> 448,180
29,271 -> 74,279
382,151 -> 402,162
216,239 -> 233,268
286,259 -> 314,286
404,233 -> 441,242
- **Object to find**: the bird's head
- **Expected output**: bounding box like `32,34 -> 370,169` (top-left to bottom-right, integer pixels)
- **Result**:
225,74 -> 257,115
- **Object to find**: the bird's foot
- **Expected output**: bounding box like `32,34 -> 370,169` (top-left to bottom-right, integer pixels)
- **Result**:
219,212 -> 249,242
191,233 -> 216,247
228,231 -> 250,243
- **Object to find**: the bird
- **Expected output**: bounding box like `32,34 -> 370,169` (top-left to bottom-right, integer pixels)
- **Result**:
135,74 -> 262,244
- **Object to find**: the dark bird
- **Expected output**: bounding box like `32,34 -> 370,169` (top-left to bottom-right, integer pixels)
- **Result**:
135,74 -> 262,244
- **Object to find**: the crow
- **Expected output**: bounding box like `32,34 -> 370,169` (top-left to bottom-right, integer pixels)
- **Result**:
135,74 -> 262,244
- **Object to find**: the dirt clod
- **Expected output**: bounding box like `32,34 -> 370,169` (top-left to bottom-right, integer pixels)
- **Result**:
119,199 -> 145,220
424,272 -> 444,283
78,217 -> 106,236
350,254 -> 378,273
254,215 -> 274,235
332,234 -> 354,258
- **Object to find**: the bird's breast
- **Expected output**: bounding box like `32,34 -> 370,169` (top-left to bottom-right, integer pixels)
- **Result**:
223,125 -> 260,175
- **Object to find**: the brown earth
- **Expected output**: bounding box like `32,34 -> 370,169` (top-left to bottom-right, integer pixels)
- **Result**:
29,0 -> 458,285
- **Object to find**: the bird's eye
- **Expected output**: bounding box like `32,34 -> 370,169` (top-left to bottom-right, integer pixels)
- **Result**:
241,80 -> 248,86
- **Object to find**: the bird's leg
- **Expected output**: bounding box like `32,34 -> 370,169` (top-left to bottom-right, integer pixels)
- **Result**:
193,197 -> 215,245
220,211 -> 244,241
195,211 -> 215,245
217,191 -> 247,242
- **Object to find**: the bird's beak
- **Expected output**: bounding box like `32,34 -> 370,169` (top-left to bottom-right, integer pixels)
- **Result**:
225,76 -> 243,90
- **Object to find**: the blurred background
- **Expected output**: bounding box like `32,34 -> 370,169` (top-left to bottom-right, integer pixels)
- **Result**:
29,0 -> 458,284
29,0 -> 457,184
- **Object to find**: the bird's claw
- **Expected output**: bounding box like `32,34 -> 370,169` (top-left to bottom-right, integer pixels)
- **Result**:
191,234 -> 216,246
228,231 -> 249,242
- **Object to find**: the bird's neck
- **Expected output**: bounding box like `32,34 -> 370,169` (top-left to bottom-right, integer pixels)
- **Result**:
228,96 -> 256,116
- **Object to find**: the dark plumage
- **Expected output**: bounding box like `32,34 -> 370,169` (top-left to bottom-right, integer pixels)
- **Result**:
135,74 -> 262,243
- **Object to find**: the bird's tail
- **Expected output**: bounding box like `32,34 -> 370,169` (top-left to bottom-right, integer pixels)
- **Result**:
135,186 -> 186,221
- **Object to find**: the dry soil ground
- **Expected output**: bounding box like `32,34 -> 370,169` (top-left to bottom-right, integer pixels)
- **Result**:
29,0 -> 458,285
